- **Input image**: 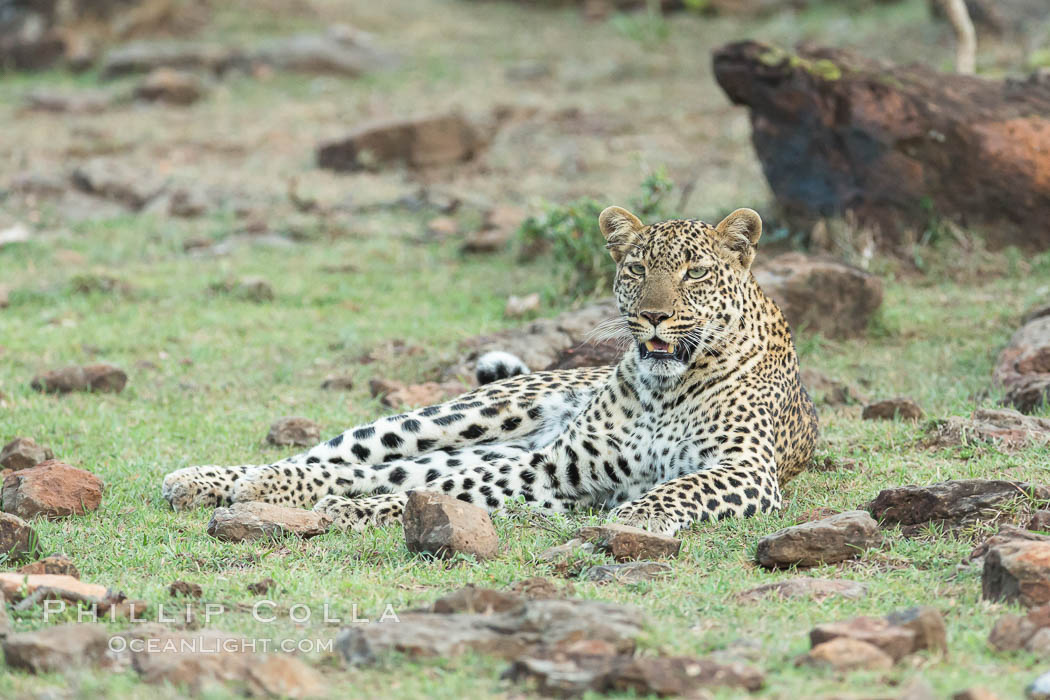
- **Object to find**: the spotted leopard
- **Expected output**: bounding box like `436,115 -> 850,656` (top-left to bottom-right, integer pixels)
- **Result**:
162,206 -> 818,536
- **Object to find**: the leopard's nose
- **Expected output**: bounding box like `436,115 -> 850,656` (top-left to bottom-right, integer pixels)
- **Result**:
640,310 -> 672,328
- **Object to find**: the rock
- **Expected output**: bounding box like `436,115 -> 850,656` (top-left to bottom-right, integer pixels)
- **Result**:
868,479 -> 1050,536
247,578 -> 276,596
972,526 -> 1050,561
71,159 -> 166,210
800,369 -> 867,406
249,29 -> 396,77
505,653 -> 765,696
1032,512 -> 1050,532
0,591 -> 8,638
321,375 -> 354,391
426,216 -> 459,239
810,617 -> 917,662
755,510 -> 881,568
166,187 -> 209,217
212,276 -> 275,303
369,378 -> 468,410
800,637 -> 894,671
9,171 -> 66,199
432,586 -> 524,614
862,397 -> 924,421
402,491 -> 499,560
0,573 -> 107,603
995,314 -> 1050,414
735,577 -> 867,603
134,68 -> 205,106
582,561 -> 673,584
2,460 -> 104,519
752,253 -> 883,338
0,8 -> 66,71
0,512 -> 40,562
266,416 -> 321,447
574,524 -> 681,562
508,577 -> 574,600
928,409 -> 1050,450
317,113 -> 487,172
242,653 -> 326,699
983,538 -> 1050,608
885,606 -> 948,654
169,580 -> 202,598
713,40 -> 1050,250
24,89 -> 111,114
337,595 -> 642,665
206,502 -> 331,542
505,293 -> 541,318
0,437 -> 53,470
30,364 -> 128,394
461,205 -> 527,254
101,41 -> 237,79
444,299 -> 619,382
2,623 -> 110,673
1031,671 -> 1050,700
17,554 -> 78,578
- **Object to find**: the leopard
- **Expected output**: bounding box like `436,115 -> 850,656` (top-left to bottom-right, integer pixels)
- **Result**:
161,205 -> 818,536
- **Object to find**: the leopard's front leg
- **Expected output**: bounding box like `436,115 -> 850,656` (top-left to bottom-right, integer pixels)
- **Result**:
612,458 -> 781,536
162,464 -> 260,510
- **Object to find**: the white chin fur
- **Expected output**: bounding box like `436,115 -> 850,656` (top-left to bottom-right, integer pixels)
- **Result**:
640,357 -> 688,380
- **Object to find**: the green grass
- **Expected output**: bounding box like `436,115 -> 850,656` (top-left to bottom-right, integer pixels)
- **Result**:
3,202 -> 1050,698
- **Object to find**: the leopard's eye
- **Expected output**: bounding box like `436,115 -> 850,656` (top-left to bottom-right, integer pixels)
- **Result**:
686,267 -> 709,280
626,263 -> 646,276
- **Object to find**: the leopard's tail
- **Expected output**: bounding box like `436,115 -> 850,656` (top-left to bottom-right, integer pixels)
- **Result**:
475,351 -> 530,385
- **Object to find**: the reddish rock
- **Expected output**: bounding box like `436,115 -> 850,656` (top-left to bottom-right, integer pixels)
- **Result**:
799,637 -> 894,671
886,606 -> 948,654
735,577 -> 867,603
0,437 -> 53,470
0,573 -> 108,602
402,491 -> 499,560
206,502 -> 331,542
869,480 -> 1050,536
16,553 -> 78,577
994,314 -> 1050,414
800,369 -> 867,406
983,538 -> 1050,608
505,653 -> 765,696
134,68 -> 205,106
246,578 -> 276,596
713,40 -> 1050,250
810,616 -> 917,662
320,375 -> 355,391
266,417 -> 321,447
169,580 -> 203,598
2,460 -> 103,519
0,511 -> 41,562
432,586 -> 524,614
462,205 -> 527,254
318,113 -> 487,171
505,293 -> 541,319
575,523 -> 681,562
369,379 -> 467,410
755,510 -> 881,568
862,397 -> 924,421
752,253 -> 883,338
2,623 -> 110,673
928,409 -> 1050,450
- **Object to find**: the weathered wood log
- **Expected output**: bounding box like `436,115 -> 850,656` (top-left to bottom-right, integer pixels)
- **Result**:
713,41 -> 1050,250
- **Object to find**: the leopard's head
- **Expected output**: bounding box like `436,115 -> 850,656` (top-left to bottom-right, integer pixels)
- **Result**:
598,205 -> 762,381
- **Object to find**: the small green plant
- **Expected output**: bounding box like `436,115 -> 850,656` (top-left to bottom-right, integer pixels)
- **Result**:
610,0 -> 670,47
516,170 -> 678,299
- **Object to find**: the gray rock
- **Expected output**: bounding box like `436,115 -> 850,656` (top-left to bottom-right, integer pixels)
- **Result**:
71,159 -> 167,210
0,512 -> 41,562
0,436 -> 53,470
575,524 -> 681,562
207,502 -> 331,542
2,623 -> 110,673
735,577 -> 867,603
756,510 -> 881,568
266,416 -> 319,447
582,561 -> 672,584
402,491 -> 499,560
337,594 -> 641,665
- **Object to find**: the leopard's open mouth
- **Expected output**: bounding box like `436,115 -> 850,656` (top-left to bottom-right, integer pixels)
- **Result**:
638,338 -> 691,364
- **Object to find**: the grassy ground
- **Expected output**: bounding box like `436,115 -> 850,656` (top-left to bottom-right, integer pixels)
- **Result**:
3,0 -> 1050,698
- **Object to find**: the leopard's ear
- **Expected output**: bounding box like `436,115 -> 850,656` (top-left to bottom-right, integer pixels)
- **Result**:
714,208 -> 762,269
598,206 -> 644,264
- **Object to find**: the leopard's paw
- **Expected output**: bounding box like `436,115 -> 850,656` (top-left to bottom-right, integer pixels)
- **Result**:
162,465 -> 245,511
611,503 -> 683,537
